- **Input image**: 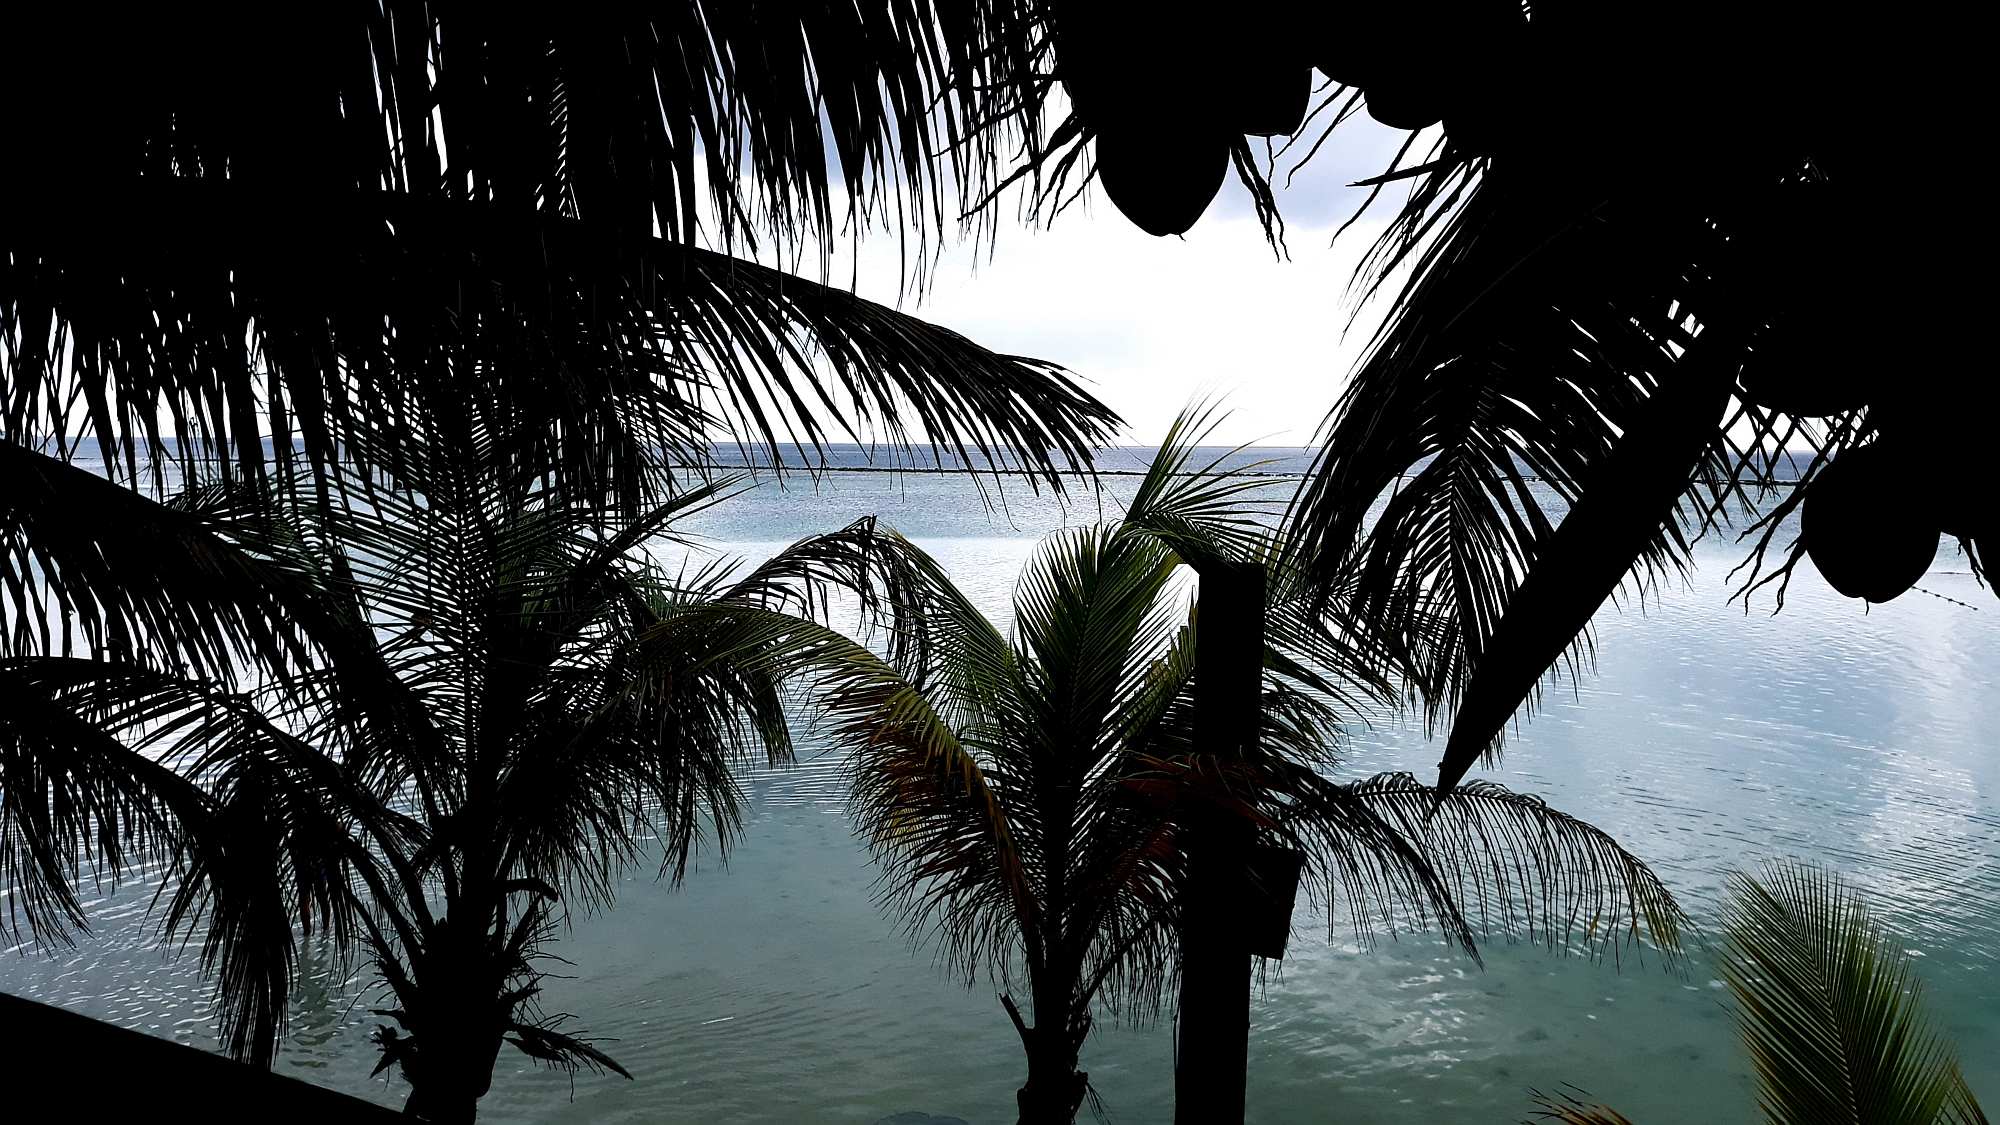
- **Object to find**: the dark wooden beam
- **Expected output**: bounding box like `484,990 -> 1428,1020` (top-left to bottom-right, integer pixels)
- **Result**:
1174,559 -> 1265,1125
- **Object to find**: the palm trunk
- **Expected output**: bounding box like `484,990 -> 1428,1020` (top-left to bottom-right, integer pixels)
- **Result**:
398,995 -> 505,1123
1014,1034 -> 1086,1125
398,908 -> 507,1124
402,1064 -> 489,1125
402,709 -> 512,1124
1004,992 -> 1088,1125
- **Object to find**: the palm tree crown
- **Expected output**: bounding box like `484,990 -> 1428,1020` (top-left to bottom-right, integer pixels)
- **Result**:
2,416 -> 960,1121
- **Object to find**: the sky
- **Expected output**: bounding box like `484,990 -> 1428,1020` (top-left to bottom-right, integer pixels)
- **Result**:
838,115 -> 1424,448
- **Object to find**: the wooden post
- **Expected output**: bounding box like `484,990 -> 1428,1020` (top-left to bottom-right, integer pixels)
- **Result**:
1174,559 -> 1265,1125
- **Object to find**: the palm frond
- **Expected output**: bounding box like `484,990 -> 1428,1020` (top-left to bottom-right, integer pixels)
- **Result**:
499,603 -> 791,896
813,620 -> 1042,980
1,0 -> 1113,497
2,443 -> 455,810
1012,524 -> 1186,769
505,1013 -> 633,1081
1723,864 -> 1988,1125
716,516 -> 969,683
4,181 -> 1115,502
692,517 -> 1028,947
1428,325 -> 1743,791
0,658 -> 212,943
0,656 -> 404,1064
1527,1086 -> 1638,1125
2,441 -> 328,682
1282,163 -> 1846,788
1290,772 -> 1685,965
4,2 -> 1051,248
1117,405 -> 1286,567
794,517 -> 1189,1015
502,554 -> 950,898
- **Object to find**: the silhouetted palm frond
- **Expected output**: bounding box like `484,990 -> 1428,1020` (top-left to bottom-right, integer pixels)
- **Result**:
1285,170 -> 1766,744
2,440 -> 355,684
1273,134 -> 1930,795
0,655 -> 407,1061
0,658 -> 212,943
2,401 -> 976,1110
1299,772 -> 1684,964
3,4 -> 1116,507
4,181 -> 1115,505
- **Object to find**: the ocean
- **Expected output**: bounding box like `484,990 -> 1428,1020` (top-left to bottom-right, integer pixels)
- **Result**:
3,447 -> 1994,1122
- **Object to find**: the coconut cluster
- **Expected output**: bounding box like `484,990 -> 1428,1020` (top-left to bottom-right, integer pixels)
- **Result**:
1793,405 -> 1985,606
1715,183 -> 1984,604
1050,2 -> 1843,231
1047,2 -> 1986,605
1050,5 -> 1315,235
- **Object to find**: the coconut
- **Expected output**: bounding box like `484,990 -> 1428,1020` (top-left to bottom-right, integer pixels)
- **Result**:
1046,4 -> 1116,122
1802,443 -> 1936,602
1052,2 -> 1244,234
1313,6 -> 1400,89
1336,0 -> 1527,134
1364,82 -> 1444,131
1095,124 -> 1231,237
1223,64 -> 1313,136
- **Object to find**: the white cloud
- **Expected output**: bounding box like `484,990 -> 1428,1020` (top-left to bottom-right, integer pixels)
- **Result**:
715,112 -> 1427,450
849,195 -> 1400,448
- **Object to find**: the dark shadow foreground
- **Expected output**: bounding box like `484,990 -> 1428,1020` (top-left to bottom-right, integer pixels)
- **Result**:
0,990 -> 404,1121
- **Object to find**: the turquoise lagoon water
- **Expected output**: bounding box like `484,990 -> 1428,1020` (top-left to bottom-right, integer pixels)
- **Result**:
3,449 -> 1995,1122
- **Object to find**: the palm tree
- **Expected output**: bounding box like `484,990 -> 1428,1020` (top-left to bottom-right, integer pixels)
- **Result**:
1530,863 -> 1989,1125
1,421 -> 952,1121
4,4 -> 1117,1084
799,418 -> 1686,1124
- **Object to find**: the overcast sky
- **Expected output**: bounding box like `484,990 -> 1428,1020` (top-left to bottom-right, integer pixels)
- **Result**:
842,116 -> 1423,448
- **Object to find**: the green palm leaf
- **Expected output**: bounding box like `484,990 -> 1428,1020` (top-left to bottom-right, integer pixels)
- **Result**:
1525,865 -> 1987,1125
1724,864 -> 1988,1125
